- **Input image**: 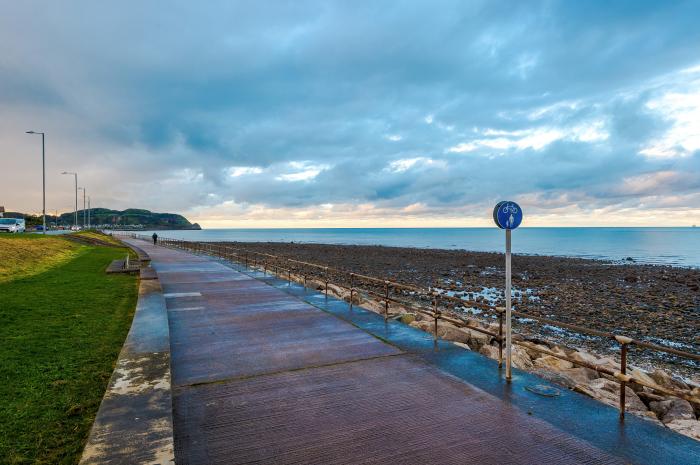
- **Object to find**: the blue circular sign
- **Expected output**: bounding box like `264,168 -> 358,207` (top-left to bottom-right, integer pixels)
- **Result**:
493,201 -> 523,230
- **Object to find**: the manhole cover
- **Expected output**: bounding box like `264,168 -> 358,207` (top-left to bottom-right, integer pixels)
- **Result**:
525,384 -> 560,397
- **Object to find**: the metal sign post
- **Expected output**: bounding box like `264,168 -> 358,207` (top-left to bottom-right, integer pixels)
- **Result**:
493,200 -> 523,382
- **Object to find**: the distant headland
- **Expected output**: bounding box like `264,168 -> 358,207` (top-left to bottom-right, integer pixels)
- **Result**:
3,208 -> 201,230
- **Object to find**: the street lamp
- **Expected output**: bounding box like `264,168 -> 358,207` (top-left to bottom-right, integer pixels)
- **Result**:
87,196 -> 91,229
25,131 -> 46,234
61,171 -> 78,228
78,187 -> 86,228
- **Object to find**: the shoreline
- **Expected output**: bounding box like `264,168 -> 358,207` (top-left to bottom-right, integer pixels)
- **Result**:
129,226 -> 700,268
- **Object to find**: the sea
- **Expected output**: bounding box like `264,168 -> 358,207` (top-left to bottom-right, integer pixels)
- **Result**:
136,227 -> 700,268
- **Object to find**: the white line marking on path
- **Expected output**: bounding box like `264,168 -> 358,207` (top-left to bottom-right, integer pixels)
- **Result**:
163,292 -> 202,298
169,306 -> 205,312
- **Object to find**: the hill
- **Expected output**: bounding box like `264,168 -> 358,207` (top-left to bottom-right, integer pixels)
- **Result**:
4,208 -> 201,230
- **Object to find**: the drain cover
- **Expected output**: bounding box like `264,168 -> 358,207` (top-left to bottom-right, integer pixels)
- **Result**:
525,384 -> 560,397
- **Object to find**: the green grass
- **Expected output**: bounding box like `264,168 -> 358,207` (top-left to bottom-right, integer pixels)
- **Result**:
0,234 -> 81,283
0,237 -> 138,464
71,231 -> 124,247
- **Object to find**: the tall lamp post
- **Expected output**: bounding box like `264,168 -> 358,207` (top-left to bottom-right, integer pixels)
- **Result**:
78,187 -> 86,228
25,131 -> 46,234
61,172 -> 78,228
87,196 -> 91,229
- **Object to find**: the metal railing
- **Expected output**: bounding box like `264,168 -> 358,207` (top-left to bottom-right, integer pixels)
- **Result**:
119,233 -> 700,418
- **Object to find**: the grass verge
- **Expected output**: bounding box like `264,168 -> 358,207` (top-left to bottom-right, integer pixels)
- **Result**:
0,235 -> 81,283
0,236 -> 138,464
71,231 -> 124,247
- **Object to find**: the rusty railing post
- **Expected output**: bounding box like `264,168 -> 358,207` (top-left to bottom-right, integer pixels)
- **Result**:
350,273 -> 354,309
384,281 -> 389,321
325,267 -> 329,297
616,335 -> 631,421
433,295 -> 439,340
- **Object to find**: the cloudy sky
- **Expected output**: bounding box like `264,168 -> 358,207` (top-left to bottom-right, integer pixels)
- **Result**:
2,1 -> 700,227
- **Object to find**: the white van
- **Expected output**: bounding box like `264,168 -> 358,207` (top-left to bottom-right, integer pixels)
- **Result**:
0,218 -> 26,233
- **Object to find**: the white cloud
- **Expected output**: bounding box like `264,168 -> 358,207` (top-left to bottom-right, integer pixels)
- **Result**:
385,134 -> 402,141
275,161 -> 330,182
228,166 -> 263,177
639,84 -> 700,158
386,157 -> 446,173
448,120 -> 608,154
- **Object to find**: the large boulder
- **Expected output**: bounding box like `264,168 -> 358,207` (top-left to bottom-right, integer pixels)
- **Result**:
692,389 -> 700,419
534,355 -> 574,371
569,350 -> 598,367
649,398 -> 695,424
452,342 -> 471,351
563,367 -> 599,385
628,368 -> 659,392
479,344 -> 500,361
532,367 -> 597,390
649,369 -> 690,392
464,328 -> 491,350
523,343 -> 549,360
511,345 -> 534,370
665,419 -> 700,441
574,378 -> 647,413
409,320 -> 433,333
439,325 -> 471,345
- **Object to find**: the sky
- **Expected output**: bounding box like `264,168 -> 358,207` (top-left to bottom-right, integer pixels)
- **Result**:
2,1 -> 700,228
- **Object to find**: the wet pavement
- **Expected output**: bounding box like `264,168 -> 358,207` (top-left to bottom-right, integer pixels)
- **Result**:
126,238 -> 700,465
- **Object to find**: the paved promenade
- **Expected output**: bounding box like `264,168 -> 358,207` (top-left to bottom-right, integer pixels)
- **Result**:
125,239 -> 698,464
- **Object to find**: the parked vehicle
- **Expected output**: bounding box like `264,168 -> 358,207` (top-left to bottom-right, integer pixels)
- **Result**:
0,218 -> 26,233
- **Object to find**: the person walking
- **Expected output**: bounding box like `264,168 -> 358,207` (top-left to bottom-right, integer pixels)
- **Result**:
152,232 -> 158,245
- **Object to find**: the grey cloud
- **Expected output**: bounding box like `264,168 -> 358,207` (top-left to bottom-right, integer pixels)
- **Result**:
2,0 -> 700,220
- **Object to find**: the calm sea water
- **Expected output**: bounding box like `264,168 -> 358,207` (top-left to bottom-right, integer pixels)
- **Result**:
138,227 -> 700,268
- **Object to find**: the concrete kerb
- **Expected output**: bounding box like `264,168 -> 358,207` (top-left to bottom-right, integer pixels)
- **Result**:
79,270 -> 174,464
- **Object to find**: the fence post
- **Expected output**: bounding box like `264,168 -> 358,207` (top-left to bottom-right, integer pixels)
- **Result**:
350,273 -> 354,309
616,335 -> 632,421
325,267 -> 329,297
384,281 -> 389,321
433,296 -> 439,340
